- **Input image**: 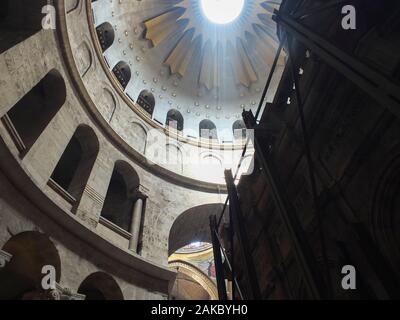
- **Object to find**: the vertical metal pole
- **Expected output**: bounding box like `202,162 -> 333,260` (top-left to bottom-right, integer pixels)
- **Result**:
210,215 -> 228,300
229,206 -> 236,300
225,169 -> 262,299
256,42 -> 284,120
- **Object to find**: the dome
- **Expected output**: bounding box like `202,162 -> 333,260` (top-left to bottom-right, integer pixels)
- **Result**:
1,0 -> 399,303
90,0 -> 285,139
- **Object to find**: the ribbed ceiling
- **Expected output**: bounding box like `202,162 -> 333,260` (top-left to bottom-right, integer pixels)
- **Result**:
91,0 -> 285,138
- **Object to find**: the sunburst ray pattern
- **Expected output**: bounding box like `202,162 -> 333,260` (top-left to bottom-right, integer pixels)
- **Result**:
144,0 -> 283,90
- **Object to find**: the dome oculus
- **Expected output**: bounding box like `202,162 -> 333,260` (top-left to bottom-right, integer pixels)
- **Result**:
200,0 -> 245,24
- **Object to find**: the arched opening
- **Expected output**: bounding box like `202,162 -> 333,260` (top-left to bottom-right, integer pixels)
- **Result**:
199,120 -> 218,141
96,22 -> 115,52
198,153 -> 224,184
232,120 -> 246,141
169,261 -> 215,300
168,203 -> 224,256
101,161 -> 146,253
2,70 -> 66,156
137,90 -> 155,117
0,0 -> 47,54
112,61 -> 131,90
101,161 -> 140,232
0,231 -> 61,300
168,204 -> 224,300
49,125 -> 99,207
166,109 -> 184,132
77,272 -> 124,300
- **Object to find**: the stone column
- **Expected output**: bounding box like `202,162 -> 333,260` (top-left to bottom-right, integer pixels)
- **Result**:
129,188 -> 147,252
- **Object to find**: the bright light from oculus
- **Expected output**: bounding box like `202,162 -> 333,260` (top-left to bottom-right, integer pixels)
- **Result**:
200,0 -> 245,24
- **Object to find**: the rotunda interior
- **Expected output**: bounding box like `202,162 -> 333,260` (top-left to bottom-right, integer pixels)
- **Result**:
0,0 -> 400,302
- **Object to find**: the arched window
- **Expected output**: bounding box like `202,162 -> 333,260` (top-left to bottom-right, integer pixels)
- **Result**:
199,119 -> 218,141
166,109 -> 184,131
96,22 -> 114,52
2,69 -> 66,156
232,120 -> 246,141
78,272 -> 124,300
137,90 -> 155,116
100,161 -> 145,253
0,231 -> 61,300
0,0 -> 47,54
168,203 -> 225,256
101,161 -> 139,232
112,61 -> 131,90
49,125 -> 99,206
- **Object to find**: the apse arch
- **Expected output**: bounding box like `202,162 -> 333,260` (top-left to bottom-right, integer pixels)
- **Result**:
77,272 -> 124,300
0,231 -> 61,300
168,203 -> 225,256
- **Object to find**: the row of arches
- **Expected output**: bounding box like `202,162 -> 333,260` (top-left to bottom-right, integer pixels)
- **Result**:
2,69 -> 145,253
0,231 -> 124,300
93,19 -> 246,141
0,1 -> 245,143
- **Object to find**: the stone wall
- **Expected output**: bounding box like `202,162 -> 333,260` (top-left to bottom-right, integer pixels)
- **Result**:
0,0 -> 234,299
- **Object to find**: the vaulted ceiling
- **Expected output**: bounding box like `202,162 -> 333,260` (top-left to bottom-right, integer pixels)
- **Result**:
91,0 -> 285,136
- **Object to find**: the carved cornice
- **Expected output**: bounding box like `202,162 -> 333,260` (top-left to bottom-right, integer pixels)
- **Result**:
54,283 -> 86,300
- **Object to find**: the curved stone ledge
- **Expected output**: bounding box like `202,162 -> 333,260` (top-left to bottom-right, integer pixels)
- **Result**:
55,0 -> 230,193
0,135 -> 175,294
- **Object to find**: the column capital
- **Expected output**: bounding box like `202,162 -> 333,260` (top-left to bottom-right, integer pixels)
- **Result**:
132,184 -> 148,200
0,249 -> 12,269
54,283 -> 86,300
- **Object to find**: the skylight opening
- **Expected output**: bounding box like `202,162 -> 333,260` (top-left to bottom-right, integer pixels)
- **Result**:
200,0 -> 245,25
